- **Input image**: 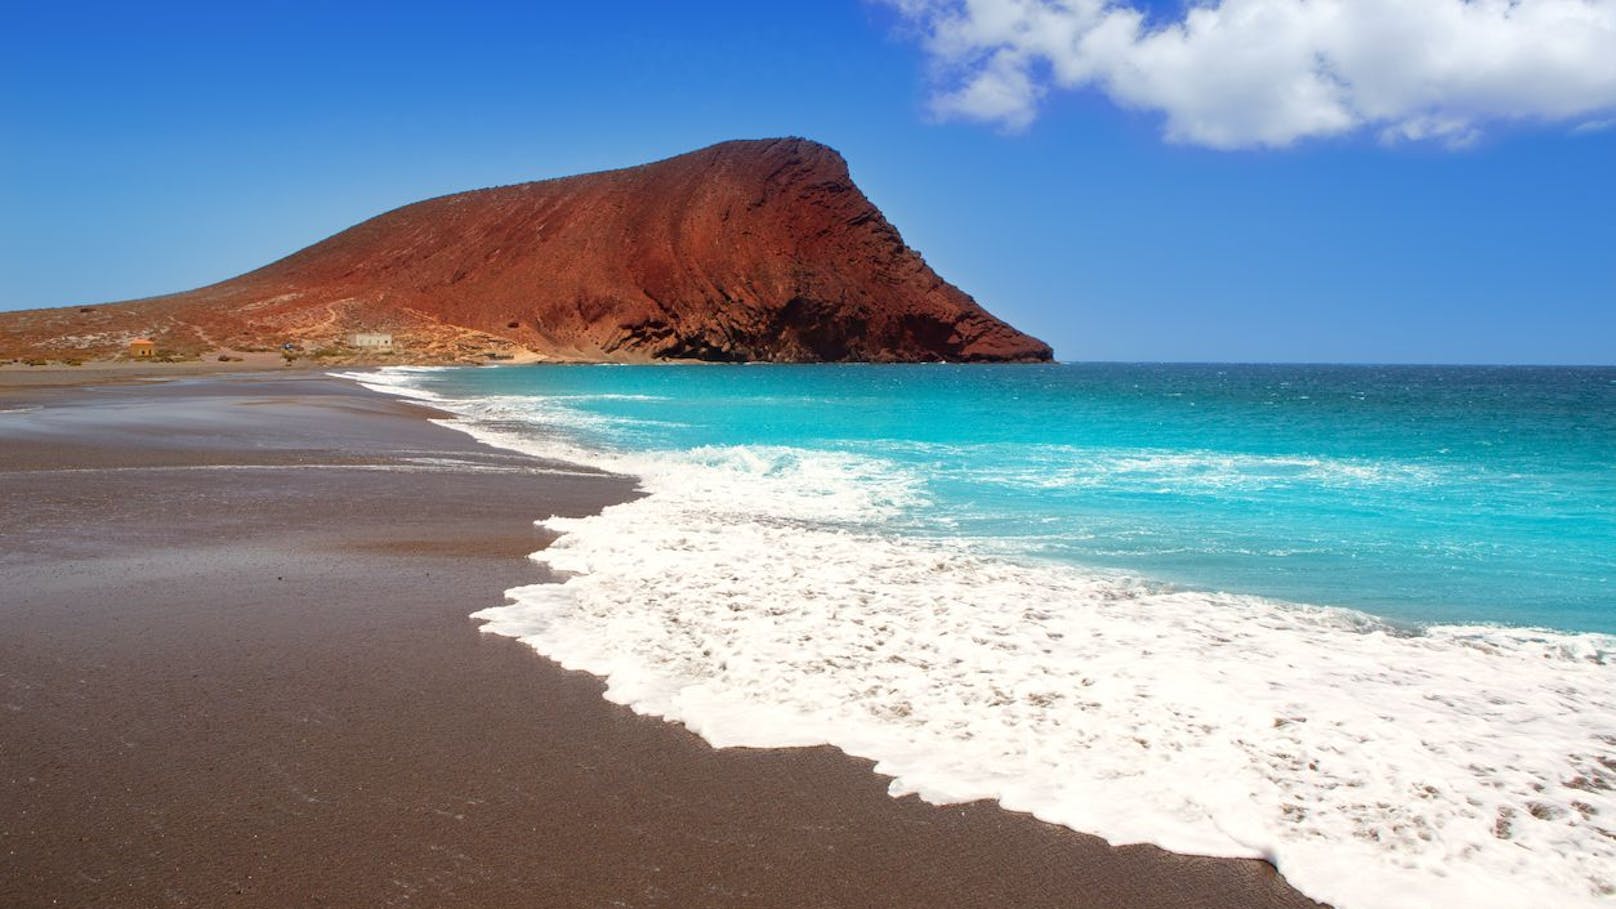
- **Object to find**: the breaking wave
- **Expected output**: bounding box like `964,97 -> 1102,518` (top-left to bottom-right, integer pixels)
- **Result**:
346,367 -> 1616,909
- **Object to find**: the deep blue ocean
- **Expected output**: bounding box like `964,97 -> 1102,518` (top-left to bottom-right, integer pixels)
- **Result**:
403,362 -> 1615,634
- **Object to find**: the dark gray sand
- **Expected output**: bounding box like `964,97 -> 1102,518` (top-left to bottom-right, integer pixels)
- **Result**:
0,372 -> 1325,908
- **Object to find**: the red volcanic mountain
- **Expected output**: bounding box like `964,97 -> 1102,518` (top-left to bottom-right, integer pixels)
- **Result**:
0,138 -> 1052,363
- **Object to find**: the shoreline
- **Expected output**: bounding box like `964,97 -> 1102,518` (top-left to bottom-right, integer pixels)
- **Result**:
0,369 -> 1323,908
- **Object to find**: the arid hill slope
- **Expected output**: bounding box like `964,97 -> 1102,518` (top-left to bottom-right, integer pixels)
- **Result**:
0,138 -> 1052,363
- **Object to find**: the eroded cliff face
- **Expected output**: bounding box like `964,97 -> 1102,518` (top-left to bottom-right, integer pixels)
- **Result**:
1,138 -> 1053,363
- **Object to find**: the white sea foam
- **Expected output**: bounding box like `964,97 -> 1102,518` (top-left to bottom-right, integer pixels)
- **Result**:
557,393 -> 671,402
955,446 -> 1444,493
356,368 -> 1616,909
333,367 -> 454,401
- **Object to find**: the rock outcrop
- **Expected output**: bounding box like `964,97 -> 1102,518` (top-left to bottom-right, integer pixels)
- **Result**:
0,138 -> 1052,363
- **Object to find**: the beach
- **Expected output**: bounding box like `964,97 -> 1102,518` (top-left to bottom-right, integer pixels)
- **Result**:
0,369 -> 1323,908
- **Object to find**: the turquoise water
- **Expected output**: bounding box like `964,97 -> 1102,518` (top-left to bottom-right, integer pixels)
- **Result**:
357,362 -> 1616,908
404,362 -> 1616,633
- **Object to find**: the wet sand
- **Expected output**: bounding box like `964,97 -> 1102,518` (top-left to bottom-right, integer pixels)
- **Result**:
0,371 -> 1325,908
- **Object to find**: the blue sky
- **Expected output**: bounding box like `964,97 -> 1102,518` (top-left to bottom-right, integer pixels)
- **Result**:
2,0 -> 1613,364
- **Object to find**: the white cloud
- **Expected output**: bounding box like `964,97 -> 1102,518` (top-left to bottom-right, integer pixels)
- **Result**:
880,0 -> 1616,148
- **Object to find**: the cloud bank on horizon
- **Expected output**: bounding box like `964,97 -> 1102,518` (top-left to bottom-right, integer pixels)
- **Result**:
880,0 -> 1616,148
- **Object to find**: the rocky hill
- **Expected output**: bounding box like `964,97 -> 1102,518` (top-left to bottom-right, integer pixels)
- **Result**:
0,138 -> 1052,364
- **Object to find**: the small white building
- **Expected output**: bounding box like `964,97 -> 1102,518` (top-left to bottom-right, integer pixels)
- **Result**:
348,332 -> 394,350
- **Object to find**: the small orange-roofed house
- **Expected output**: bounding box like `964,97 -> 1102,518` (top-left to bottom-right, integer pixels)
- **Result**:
128,338 -> 156,358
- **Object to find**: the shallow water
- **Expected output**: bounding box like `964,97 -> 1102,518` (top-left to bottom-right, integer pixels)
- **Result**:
345,363 -> 1616,909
